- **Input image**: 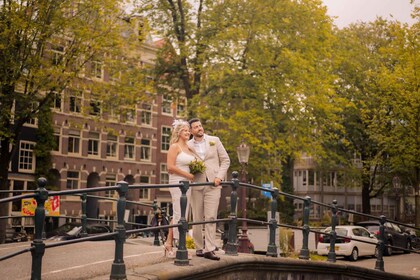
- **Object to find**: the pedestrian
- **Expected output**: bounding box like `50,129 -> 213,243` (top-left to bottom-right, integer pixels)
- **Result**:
188,118 -> 230,261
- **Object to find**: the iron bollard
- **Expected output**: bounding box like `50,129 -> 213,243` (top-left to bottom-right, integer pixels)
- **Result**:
375,215 -> 386,271
31,177 -> 48,280
327,200 -> 338,262
81,193 -> 88,237
110,181 -> 128,280
152,199 -> 160,246
267,188 -> 278,257
225,171 -> 239,256
299,196 -> 311,260
175,181 -> 189,266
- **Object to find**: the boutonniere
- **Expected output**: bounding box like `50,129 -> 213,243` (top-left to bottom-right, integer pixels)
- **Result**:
209,141 -> 215,146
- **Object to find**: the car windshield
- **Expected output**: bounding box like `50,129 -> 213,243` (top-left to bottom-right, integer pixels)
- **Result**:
325,228 -> 348,236
365,225 -> 379,232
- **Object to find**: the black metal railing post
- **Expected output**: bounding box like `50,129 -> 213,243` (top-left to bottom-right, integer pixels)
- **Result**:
266,188 -> 278,257
299,196 -> 311,260
81,193 -> 88,237
110,181 -> 128,280
375,215 -> 386,271
152,199 -> 160,246
175,181 -> 189,266
327,200 -> 338,262
31,177 -> 48,280
225,171 -> 239,256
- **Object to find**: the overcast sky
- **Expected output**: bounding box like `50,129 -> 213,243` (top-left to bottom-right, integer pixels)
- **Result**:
322,0 -> 419,28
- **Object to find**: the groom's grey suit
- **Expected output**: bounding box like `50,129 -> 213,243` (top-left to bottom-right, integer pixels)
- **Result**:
188,134 -> 230,253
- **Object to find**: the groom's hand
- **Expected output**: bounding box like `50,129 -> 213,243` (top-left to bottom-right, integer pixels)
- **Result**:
214,177 -> 222,186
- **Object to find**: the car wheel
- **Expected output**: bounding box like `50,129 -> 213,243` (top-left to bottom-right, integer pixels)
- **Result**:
404,240 -> 411,254
349,247 -> 359,261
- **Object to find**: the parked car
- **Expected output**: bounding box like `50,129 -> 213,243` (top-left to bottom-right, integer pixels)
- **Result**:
317,225 -> 378,261
46,222 -> 113,241
356,220 -> 411,255
400,226 -> 420,250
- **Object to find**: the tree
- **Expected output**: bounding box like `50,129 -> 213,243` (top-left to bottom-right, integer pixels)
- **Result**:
332,15 -> 419,220
0,0 -> 150,243
137,0 -> 340,217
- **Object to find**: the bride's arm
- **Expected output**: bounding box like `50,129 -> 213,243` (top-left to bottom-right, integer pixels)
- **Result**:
167,144 -> 194,181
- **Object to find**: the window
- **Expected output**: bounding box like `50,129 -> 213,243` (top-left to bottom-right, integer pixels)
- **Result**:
91,60 -> 103,79
69,90 -> 82,113
160,164 -> 169,184
176,97 -> 186,116
105,174 -> 116,197
51,92 -> 62,111
26,102 -> 38,126
161,126 -> 171,151
68,130 -> 80,154
302,170 -> 307,186
141,103 -> 152,125
124,137 -> 135,159
88,132 -> 100,156
106,134 -> 118,158
18,141 -> 35,172
139,176 -> 149,199
51,45 -> 64,65
66,171 -> 79,189
162,95 -> 172,114
53,127 -> 60,152
89,96 -> 101,116
140,139 -> 151,161
308,170 -> 314,185
122,107 -> 135,123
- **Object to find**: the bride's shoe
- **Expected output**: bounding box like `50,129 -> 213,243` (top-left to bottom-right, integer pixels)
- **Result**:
163,244 -> 175,258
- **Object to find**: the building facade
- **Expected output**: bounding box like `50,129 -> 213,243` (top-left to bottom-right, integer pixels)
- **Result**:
7,35 -> 187,233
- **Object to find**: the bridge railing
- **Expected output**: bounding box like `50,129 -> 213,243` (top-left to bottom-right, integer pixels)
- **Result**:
0,171 -> 419,279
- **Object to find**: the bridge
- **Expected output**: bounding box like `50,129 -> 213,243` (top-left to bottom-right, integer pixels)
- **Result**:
1,172 -> 419,279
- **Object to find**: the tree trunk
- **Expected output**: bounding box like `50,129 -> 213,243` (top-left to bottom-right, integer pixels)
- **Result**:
362,180 -> 371,215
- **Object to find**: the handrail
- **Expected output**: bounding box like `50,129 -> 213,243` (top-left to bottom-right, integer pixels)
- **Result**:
0,171 -> 419,280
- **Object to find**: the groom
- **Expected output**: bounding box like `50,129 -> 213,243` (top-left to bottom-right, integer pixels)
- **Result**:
188,118 -> 230,261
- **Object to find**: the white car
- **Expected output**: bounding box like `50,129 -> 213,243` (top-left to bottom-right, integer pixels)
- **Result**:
317,225 -> 378,261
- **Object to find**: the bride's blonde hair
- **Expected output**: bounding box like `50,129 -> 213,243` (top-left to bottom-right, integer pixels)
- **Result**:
170,120 -> 190,144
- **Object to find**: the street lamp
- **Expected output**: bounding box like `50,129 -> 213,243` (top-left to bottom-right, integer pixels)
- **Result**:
392,176 -> 401,221
236,140 -> 253,253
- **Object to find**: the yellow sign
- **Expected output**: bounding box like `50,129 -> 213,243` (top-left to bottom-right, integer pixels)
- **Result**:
21,196 -> 60,216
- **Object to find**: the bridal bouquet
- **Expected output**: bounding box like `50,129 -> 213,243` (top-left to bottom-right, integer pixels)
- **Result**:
189,159 -> 206,174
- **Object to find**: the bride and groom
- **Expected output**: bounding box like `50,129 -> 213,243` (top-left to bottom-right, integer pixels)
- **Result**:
164,118 -> 230,261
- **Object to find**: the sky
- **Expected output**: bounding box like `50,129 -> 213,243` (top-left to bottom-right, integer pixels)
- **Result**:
322,0 -> 419,28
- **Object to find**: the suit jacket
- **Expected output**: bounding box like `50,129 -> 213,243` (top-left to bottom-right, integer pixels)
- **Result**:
188,134 -> 230,183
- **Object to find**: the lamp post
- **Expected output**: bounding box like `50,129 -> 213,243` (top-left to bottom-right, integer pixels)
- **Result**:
237,141 -> 253,253
392,176 -> 401,221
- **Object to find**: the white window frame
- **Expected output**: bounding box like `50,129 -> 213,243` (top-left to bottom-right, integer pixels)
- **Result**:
162,94 -> 172,115
160,163 -> 169,186
105,174 -> 116,197
69,90 -> 82,113
66,171 -> 79,189
140,138 -> 151,161
106,134 -> 118,158
18,141 -> 36,173
68,130 -> 81,155
161,126 -> 171,151
141,103 -> 152,125
124,137 -> 135,160
139,176 -> 150,200
88,132 -> 100,157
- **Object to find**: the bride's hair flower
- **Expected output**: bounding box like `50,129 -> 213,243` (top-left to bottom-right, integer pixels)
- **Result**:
189,159 -> 206,174
172,119 -> 187,128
